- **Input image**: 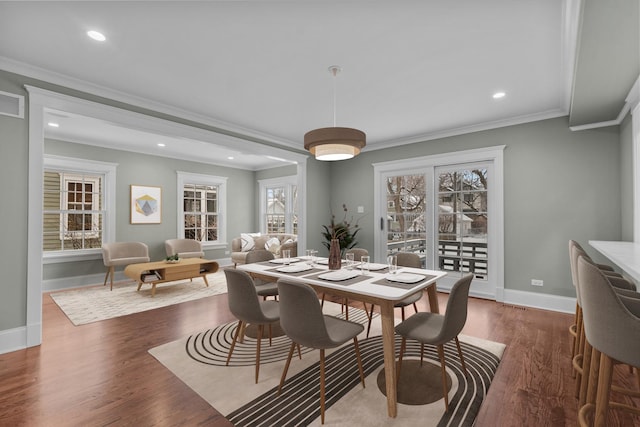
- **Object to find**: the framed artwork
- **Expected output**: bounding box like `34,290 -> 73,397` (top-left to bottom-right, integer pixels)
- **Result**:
130,185 -> 162,224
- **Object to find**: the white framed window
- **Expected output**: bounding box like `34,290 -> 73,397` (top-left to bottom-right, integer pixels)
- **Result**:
177,171 -> 227,248
259,176 -> 298,234
373,146 -> 504,300
43,155 -> 117,262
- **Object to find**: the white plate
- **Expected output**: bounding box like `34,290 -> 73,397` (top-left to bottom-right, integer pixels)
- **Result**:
269,258 -> 300,264
366,262 -> 388,271
318,270 -> 361,281
276,263 -> 314,273
386,272 -> 425,284
316,258 -> 329,265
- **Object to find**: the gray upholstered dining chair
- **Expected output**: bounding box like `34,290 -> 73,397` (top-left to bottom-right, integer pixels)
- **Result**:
395,273 -> 473,412
101,242 -> 150,291
224,268 -> 280,384
276,278 -> 366,424
345,247 -> 368,261
576,256 -> 640,427
365,251 -> 424,337
164,238 -> 204,259
244,249 -> 279,300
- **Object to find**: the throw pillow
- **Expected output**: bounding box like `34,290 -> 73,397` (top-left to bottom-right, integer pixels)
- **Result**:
264,237 -> 280,251
240,233 -> 260,252
267,242 -> 281,255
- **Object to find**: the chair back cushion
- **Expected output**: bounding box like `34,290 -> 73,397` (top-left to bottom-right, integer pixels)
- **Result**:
440,274 -> 473,341
345,248 -> 368,261
277,279 -> 332,348
224,269 -> 274,324
395,252 -> 421,268
102,242 -> 149,266
165,239 -> 204,258
245,249 -> 275,264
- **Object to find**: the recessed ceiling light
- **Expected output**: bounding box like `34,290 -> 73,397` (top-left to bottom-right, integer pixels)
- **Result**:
47,122 -> 59,128
157,143 -> 166,147
492,92 -> 506,99
87,30 -> 106,42
228,156 -> 234,160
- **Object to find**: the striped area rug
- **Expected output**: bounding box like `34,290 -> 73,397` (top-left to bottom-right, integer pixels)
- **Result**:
148,303 -> 505,426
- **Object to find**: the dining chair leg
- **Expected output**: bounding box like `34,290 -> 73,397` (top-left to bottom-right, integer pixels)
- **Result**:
401,306 -> 406,321
320,293 -> 326,308
454,337 -> 468,377
226,320 -> 243,366
366,304 -> 375,338
437,344 -> 449,412
412,302 -> 418,314
344,298 -> 349,320
296,343 -> 302,359
353,337 -> 366,388
255,324 -> 263,383
278,342 -> 296,394
320,349 -> 326,425
396,337 -> 406,382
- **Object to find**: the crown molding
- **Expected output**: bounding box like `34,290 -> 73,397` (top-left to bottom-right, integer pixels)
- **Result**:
569,74 -> 640,131
0,56 -> 301,150
365,108 -> 568,152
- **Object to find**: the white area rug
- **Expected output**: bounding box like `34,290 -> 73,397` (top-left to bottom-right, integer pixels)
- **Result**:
149,303 -> 505,426
50,271 -> 227,325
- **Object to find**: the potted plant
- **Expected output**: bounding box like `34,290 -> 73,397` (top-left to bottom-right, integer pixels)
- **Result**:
322,204 -> 361,269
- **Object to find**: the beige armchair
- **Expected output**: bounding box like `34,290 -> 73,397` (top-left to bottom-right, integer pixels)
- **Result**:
102,242 -> 150,291
165,238 -> 204,259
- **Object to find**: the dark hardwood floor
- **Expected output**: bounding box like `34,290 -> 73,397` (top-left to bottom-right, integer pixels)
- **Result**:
1,282 -> 639,426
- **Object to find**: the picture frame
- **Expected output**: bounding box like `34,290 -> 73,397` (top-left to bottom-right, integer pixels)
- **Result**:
130,185 -> 162,224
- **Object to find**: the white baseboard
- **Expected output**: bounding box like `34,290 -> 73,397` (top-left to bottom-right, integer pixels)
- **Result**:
0,326 -> 27,355
500,288 -> 575,314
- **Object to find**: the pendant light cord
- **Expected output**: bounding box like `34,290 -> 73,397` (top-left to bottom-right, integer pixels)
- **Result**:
329,66 -> 341,127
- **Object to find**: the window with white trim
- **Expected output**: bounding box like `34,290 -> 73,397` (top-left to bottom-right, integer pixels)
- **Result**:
259,176 -> 297,234
43,156 -> 117,254
177,172 -> 227,245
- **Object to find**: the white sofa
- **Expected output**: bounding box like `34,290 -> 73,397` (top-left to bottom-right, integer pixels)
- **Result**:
231,233 -> 297,266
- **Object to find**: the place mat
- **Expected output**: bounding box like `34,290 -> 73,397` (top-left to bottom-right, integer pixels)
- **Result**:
266,266 -> 325,277
372,274 -> 438,290
305,270 -> 371,286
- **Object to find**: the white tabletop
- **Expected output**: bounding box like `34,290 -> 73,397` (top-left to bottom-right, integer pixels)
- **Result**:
237,258 -> 447,302
589,240 -> 640,283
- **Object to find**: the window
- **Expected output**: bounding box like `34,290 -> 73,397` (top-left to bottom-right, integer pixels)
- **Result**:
177,172 -> 227,246
374,146 -> 504,299
43,155 -> 117,258
259,176 -> 297,234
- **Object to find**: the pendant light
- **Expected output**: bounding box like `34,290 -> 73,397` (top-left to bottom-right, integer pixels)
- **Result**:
304,66 -> 366,161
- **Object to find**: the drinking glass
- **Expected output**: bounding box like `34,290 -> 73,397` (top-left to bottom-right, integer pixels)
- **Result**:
282,249 -> 291,265
360,255 -> 370,275
306,249 -> 316,266
345,252 -> 355,270
387,255 -> 398,274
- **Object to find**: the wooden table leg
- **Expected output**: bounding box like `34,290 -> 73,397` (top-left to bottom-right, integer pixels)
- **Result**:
426,283 -> 440,313
379,300 -> 397,417
151,283 -> 157,297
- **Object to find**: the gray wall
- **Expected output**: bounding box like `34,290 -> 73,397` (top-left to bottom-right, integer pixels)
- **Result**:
325,117 -> 622,298
0,72 -> 29,331
620,112 -> 634,241
43,139 -> 257,281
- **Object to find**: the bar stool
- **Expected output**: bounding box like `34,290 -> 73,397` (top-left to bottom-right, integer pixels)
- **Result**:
577,256 -> 640,427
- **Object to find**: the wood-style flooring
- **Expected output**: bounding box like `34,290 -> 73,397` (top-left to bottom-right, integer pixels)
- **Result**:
1,283 -> 639,426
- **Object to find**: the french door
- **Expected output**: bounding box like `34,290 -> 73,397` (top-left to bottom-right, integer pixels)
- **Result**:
374,147 -> 503,299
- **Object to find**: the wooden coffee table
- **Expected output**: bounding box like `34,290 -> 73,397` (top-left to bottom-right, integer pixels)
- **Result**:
124,258 -> 219,296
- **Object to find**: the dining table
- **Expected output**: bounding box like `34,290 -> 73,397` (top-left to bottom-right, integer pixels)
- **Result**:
237,256 -> 447,418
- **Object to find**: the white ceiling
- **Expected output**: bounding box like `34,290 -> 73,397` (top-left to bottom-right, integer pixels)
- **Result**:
0,1 -> 581,169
